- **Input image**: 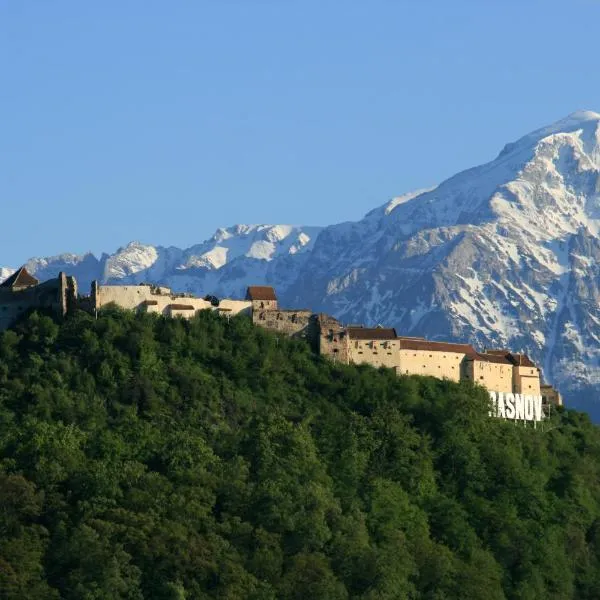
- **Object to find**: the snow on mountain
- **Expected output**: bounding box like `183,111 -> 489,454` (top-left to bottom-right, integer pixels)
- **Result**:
8,224 -> 322,299
4,110 -> 600,417
0,267 -> 14,284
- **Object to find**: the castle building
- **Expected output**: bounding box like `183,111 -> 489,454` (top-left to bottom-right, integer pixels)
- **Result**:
397,338 -> 477,382
0,271 -> 561,409
0,267 -> 77,330
246,286 -> 278,311
248,286 -> 315,339
346,327 -> 400,369
314,312 -> 544,397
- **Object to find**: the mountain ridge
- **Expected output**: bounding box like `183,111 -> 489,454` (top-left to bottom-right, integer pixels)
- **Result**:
3,110 -> 600,416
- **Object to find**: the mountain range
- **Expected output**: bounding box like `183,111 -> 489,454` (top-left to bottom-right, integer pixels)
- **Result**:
3,110 -> 600,417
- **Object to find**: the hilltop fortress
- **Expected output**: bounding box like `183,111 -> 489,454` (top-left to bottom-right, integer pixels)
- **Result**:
0,268 -> 562,416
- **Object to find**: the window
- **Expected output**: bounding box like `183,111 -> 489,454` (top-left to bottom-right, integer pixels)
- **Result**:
480,376 -> 484,380
333,349 -> 338,353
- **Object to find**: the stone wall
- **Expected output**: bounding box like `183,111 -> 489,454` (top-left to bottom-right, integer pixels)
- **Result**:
92,283 -> 252,318
0,274 -> 74,331
317,314 -> 349,363
252,309 -> 313,337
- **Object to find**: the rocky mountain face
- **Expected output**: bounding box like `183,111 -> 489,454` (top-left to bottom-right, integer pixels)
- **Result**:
3,111 -> 600,417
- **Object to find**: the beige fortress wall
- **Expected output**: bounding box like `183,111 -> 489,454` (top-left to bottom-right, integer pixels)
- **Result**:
513,365 -> 541,395
218,299 -> 252,316
349,339 -> 401,369
465,359 -> 514,394
397,349 -> 465,382
93,284 -> 252,318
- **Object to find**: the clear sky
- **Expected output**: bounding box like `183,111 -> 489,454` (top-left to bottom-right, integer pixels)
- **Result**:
2,1 -> 599,266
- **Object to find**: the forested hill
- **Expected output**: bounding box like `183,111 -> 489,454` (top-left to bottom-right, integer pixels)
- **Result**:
0,310 -> 599,599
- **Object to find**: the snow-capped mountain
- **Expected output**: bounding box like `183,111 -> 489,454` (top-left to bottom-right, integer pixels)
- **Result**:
3,110 -> 600,417
4,224 -> 321,299
283,110 -> 600,417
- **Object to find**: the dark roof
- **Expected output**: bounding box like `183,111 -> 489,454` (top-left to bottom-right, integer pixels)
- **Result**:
475,352 -> 512,365
508,353 -> 537,368
483,349 -> 538,368
169,304 -> 195,310
347,327 -> 398,340
399,337 -> 478,357
246,286 -> 277,301
0,266 -> 39,289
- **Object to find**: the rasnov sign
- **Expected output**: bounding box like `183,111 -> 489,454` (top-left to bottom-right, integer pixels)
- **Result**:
488,392 -> 543,422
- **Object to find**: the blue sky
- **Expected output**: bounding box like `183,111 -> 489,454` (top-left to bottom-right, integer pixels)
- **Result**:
2,1 -> 599,266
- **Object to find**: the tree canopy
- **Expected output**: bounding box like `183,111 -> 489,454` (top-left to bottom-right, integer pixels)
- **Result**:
0,307 -> 599,599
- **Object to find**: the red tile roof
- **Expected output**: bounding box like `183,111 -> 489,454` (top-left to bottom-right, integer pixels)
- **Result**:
246,286 -> 277,301
0,267 -> 39,289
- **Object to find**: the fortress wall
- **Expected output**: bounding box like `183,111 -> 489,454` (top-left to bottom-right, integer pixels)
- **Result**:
219,299 -> 252,316
513,366 -> 541,395
253,309 -> 312,336
94,284 -> 251,319
95,285 -> 211,314
0,276 -> 72,331
318,315 -> 349,363
466,360 -> 514,394
349,339 -> 401,369
95,285 -> 172,311
397,349 -> 465,381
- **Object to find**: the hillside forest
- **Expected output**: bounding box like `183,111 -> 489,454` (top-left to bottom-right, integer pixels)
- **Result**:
0,308 -> 599,599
